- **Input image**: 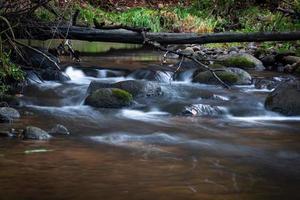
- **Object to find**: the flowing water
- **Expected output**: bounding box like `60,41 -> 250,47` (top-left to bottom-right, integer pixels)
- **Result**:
0,42 -> 300,200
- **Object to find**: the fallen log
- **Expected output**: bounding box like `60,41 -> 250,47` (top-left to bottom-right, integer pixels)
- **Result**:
16,25 -> 300,44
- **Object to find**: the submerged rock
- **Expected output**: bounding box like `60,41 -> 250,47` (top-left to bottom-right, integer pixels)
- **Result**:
0,130 -> 14,137
182,104 -> 226,116
0,107 -> 20,123
85,88 -> 133,108
23,126 -> 51,140
217,53 -> 265,71
265,81 -> 300,116
192,67 -> 252,85
87,80 -> 162,98
49,124 -> 70,135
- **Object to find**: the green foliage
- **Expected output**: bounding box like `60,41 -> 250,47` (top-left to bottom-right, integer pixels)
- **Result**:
0,51 -> 24,95
35,8 -> 56,22
239,7 -> 299,32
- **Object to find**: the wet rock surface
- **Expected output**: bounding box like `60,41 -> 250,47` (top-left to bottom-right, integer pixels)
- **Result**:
128,68 -> 173,83
23,126 -> 51,140
182,104 -> 226,116
0,107 -> 20,123
88,80 -> 163,98
192,67 -> 252,85
49,124 -> 70,135
85,88 -> 133,108
265,80 -> 300,116
217,53 -> 265,71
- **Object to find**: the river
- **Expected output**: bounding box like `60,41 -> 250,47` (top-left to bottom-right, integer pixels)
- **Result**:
0,41 -> 299,200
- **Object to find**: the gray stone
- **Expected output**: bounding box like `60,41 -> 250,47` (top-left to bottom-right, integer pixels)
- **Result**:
0,107 -> 20,123
265,81 -> 300,116
23,126 -> 51,140
49,124 -> 70,135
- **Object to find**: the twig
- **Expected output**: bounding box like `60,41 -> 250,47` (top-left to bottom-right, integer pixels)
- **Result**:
141,31 -> 230,89
13,40 -> 61,71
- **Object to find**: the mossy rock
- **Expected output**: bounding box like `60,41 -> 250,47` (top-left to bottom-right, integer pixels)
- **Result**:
217,53 -> 265,71
111,88 -> 133,102
84,88 -> 133,108
194,71 -> 237,85
193,67 -> 252,85
208,63 -> 225,69
87,80 -> 162,98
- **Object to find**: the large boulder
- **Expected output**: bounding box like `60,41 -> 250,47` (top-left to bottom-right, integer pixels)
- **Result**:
20,47 -> 60,70
0,107 -> 20,123
217,53 -> 265,71
265,81 -> 300,116
128,68 -> 173,83
192,67 -> 252,85
87,80 -> 162,98
85,88 -> 133,108
23,126 -> 51,140
40,69 -> 70,82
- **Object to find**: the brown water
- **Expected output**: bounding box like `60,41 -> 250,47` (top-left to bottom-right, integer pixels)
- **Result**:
0,42 -> 300,200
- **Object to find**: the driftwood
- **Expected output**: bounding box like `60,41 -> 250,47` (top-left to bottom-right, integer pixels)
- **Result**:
15,25 -> 300,45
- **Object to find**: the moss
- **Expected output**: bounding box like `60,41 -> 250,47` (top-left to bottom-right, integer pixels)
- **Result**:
194,71 -> 238,85
222,56 -> 256,69
111,88 -> 133,103
208,63 -> 225,69
216,71 -> 238,84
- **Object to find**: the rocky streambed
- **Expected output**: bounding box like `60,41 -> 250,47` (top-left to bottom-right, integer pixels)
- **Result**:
0,43 -> 300,200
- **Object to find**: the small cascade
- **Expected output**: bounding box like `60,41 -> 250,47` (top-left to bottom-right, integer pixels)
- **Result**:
65,67 -> 86,80
182,104 -> 227,117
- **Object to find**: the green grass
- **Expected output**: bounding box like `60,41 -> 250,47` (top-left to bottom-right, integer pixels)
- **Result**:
32,1 -> 300,53
72,3 -> 300,34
